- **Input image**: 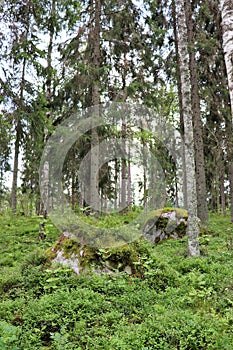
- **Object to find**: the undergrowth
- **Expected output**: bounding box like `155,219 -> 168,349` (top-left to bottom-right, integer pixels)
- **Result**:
0,211 -> 232,349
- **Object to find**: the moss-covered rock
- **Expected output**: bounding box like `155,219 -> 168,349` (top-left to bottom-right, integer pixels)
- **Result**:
142,207 -> 188,243
47,231 -> 151,276
46,208 -> 209,275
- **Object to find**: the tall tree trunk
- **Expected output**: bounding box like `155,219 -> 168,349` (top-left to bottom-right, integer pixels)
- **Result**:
176,0 -> 200,256
127,146 -> 131,206
121,52 -> 128,210
10,53 -> 26,213
114,159 -> 118,210
219,0 -> 233,222
220,170 -> 226,216
121,119 -> 127,210
185,0 -> 208,224
40,0 -> 55,217
90,0 -> 101,213
10,121 -> 21,213
172,0 -> 188,209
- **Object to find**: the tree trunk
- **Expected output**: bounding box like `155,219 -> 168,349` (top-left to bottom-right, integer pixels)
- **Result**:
172,0 -> 187,209
90,0 -> 101,213
121,119 -> 127,210
127,146 -> 131,206
176,0 -> 200,256
10,51 -> 27,213
40,160 -> 49,217
185,0 -> 208,224
114,158 -> 118,210
40,0 -> 55,218
219,0 -> 233,222
220,170 -> 226,216
10,121 -> 21,213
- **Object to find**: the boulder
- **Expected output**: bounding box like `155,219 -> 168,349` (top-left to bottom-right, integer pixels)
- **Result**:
142,207 -> 188,244
47,231 -> 150,276
46,208 -> 203,275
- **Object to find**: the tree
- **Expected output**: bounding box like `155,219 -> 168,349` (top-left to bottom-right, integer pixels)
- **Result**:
90,0 -> 101,213
185,0 -> 208,224
176,0 -> 200,256
219,0 -> 233,222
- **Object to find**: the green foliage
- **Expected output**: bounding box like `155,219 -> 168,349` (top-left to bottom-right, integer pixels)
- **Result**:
0,212 -> 233,349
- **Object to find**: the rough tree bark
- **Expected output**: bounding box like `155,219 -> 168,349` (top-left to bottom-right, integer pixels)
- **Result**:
10,55 -> 26,213
172,0 -> 188,209
176,0 -> 200,256
219,0 -> 233,222
185,0 -> 208,224
90,0 -> 101,213
121,52 -> 128,210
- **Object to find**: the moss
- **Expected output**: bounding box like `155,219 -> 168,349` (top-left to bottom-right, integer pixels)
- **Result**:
156,217 -> 169,229
45,248 -> 57,261
142,208 -> 188,227
49,233 -> 151,276
175,221 -> 187,237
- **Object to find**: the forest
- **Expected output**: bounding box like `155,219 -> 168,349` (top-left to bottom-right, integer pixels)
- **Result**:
0,0 -> 233,349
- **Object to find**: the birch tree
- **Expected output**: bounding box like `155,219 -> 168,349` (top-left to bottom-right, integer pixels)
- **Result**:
219,0 -> 233,222
176,0 -> 200,256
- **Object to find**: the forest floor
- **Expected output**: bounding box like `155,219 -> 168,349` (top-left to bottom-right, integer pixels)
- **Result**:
0,211 -> 233,349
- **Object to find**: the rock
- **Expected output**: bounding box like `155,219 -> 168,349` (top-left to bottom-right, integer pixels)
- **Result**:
142,207 -> 188,244
46,207 -> 206,275
47,233 -> 150,276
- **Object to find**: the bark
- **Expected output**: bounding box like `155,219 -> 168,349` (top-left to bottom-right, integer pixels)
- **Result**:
40,0 -> 55,217
121,52 -> 128,210
220,171 -> 226,216
219,0 -> 233,222
121,119 -> 127,210
141,126 -> 148,209
172,0 -> 188,208
176,0 -> 200,256
10,121 -> 21,213
90,0 -> 101,213
219,0 -> 233,110
185,0 -> 208,224
114,159 -> 118,210
225,114 -> 233,221
127,146 -> 131,206
40,160 -> 49,217
10,52 -> 27,212
46,0 -> 55,105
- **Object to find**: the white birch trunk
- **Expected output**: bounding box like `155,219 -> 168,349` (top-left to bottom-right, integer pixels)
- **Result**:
176,0 -> 200,256
219,0 -> 233,115
219,0 -> 233,223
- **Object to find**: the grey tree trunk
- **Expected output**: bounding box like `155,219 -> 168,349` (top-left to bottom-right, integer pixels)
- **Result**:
219,0 -> 233,222
172,0 -> 188,209
121,119 -> 127,210
176,0 -> 200,257
10,53 -> 26,213
10,121 -> 21,213
185,0 -> 208,224
127,147 -> 131,206
40,0 -> 55,218
90,0 -> 101,213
